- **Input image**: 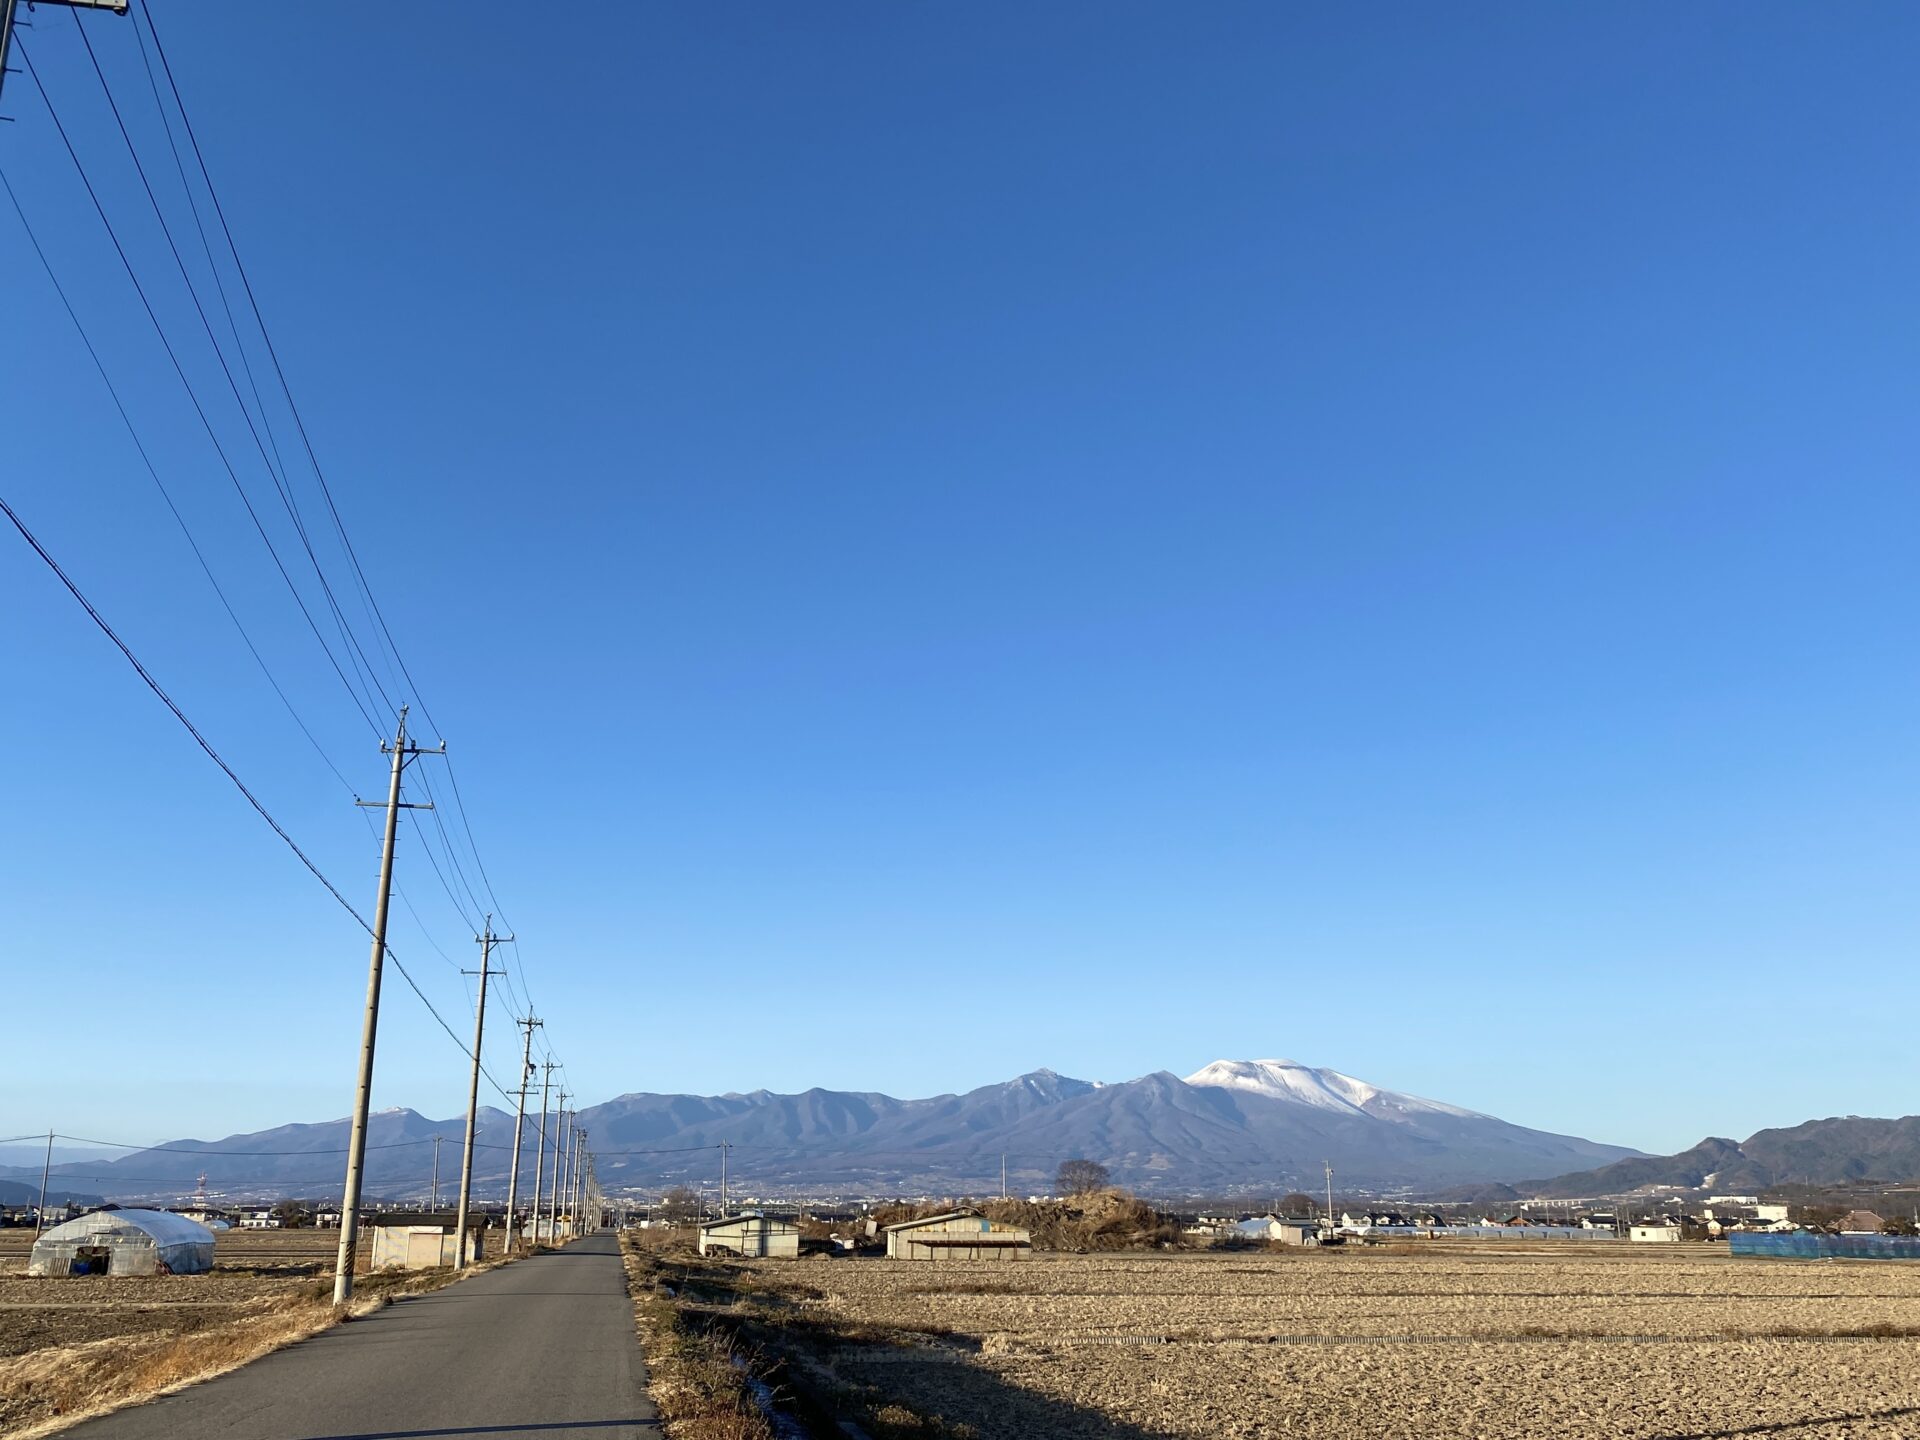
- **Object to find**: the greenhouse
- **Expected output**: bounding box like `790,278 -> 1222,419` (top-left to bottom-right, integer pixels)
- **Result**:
29,1208 -> 216,1276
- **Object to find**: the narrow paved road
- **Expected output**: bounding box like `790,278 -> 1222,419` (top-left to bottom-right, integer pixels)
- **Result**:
66,1232 -> 659,1440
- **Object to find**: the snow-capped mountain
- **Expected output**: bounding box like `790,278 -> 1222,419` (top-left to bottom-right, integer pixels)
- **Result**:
15,1059 -> 1642,1200
1183,1059 -> 1484,1120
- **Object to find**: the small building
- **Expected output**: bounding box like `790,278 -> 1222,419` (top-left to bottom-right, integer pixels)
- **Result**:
697,1213 -> 800,1258
365,1210 -> 484,1270
885,1210 -> 1031,1261
1630,1223 -> 1683,1243
1840,1210 -> 1887,1235
239,1210 -> 283,1230
1235,1215 -> 1321,1245
30,1208 -> 215,1276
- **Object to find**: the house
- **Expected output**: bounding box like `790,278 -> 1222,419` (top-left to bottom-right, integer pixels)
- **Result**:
697,1213 -> 800,1259
1754,1203 -> 1790,1224
885,1210 -> 1031,1261
30,1209 -> 215,1276
1630,1222 -> 1682,1243
364,1210 -> 486,1270
1581,1215 -> 1618,1231
239,1210 -> 282,1230
1840,1210 -> 1886,1235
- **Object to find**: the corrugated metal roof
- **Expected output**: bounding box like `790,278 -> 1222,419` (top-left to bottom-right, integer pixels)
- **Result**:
883,1210 -> 984,1232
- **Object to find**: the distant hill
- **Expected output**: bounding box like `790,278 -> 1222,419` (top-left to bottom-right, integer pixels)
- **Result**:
1451,1115 -> 1920,1201
7,1059 -> 1641,1200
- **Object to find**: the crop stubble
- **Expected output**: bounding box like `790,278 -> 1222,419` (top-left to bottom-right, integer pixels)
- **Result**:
746,1245 -> 1920,1439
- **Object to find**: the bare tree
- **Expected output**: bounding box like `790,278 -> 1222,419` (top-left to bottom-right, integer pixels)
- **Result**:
1279,1192 -> 1317,1217
1056,1159 -> 1110,1196
659,1186 -> 700,1223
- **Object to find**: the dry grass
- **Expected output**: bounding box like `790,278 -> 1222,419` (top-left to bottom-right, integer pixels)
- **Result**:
621,1231 -> 777,1440
0,1250 -> 520,1439
714,1243 -> 1920,1439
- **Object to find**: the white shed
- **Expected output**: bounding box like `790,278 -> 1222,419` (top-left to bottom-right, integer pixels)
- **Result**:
1630,1224 -> 1682,1243
697,1213 -> 800,1258
30,1208 -> 216,1276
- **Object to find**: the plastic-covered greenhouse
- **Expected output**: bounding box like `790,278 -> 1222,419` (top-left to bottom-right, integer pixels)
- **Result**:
29,1208 -> 216,1276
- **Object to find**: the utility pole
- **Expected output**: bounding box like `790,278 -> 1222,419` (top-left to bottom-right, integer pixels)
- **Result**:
33,1130 -> 53,1237
504,1016 -> 542,1252
430,1135 -> 444,1208
333,706 -> 443,1305
1324,1161 -> 1335,1229
572,1128 -> 588,1236
1001,1153 -> 1008,1202
530,1062 -> 555,1247
719,1141 -> 730,1219
0,0 -> 125,112
453,918 -> 510,1267
547,1093 -> 569,1243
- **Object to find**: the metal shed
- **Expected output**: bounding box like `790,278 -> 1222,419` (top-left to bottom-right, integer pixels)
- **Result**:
697,1213 -> 800,1258
885,1210 -> 1031,1261
30,1208 -> 216,1276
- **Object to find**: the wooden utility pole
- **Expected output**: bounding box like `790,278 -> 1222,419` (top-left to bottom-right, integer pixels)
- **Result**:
453,918 -> 510,1267
334,707 -> 443,1305
530,1062 -> 555,1247
719,1141 -> 730,1219
504,1016 -> 542,1251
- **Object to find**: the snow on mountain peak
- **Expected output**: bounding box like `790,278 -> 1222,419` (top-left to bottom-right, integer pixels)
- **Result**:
1182,1059 -> 1485,1120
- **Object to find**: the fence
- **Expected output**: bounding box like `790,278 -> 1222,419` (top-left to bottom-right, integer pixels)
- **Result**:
1730,1232 -> 1920,1261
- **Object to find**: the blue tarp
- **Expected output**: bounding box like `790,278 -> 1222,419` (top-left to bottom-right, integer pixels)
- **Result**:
1731,1232 -> 1920,1261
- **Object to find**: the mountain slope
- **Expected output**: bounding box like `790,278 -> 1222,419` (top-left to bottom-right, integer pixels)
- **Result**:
10,1062 -> 1642,1200
1480,1116 -> 1920,1199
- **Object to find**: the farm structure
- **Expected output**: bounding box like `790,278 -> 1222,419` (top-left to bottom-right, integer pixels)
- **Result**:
698,1214 -> 800,1258
29,1209 -> 215,1276
886,1210 -> 1031,1261
1235,1215 -> 1321,1245
1631,1224 -> 1683,1243
365,1211 -> 486,1270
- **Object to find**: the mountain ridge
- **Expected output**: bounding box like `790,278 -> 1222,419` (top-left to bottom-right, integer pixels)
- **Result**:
3,1061 -> 1639,1199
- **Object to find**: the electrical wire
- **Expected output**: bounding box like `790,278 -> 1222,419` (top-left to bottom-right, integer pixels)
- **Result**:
66,9 -> 398,731
15,35 -> 383,740
0,490 -> 512,1106
0,167 -> 359,800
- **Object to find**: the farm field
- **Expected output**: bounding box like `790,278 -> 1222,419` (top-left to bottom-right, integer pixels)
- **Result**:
0,1229 -> 405,1438
726,1244 -> 1920,1439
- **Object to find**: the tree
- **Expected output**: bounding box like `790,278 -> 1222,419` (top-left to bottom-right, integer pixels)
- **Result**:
270,1200 -> 310,1229
1279,1193 -> 1317,1217
1882,1215 -> 1919,1237
659,1186 -> 700,1223
1056,1159 -> 1110,1196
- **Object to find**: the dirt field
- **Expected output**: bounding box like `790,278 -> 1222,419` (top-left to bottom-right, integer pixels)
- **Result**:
719,1243 -> 1920,1439
0,1228 -> 447,1439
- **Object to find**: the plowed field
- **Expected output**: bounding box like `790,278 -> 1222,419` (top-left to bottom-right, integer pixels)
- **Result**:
742,1244 -> 1920,1439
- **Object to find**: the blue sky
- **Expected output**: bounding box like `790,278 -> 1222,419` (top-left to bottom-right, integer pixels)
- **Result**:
3,2 -> 1916,1159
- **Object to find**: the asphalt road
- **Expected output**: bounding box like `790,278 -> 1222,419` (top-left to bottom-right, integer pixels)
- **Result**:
64,1231 -> 659,1440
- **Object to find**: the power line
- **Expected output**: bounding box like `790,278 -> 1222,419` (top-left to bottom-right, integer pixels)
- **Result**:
64,9 -> 398,730
0,490 -> 512,1107
0,166 -> 358,797
14,35 -> 383,739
